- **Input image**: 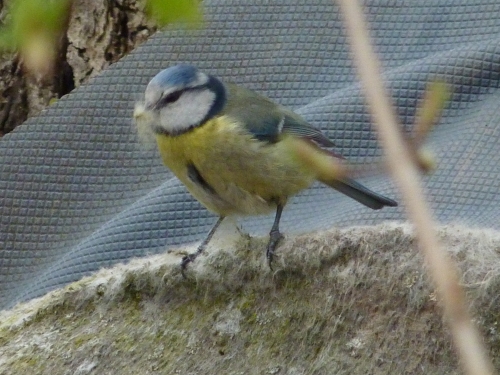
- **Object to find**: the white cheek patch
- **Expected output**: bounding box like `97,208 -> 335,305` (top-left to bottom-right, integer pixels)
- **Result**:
159,89 -> 216,134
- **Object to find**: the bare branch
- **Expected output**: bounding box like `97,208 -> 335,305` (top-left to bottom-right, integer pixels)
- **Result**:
336,1 -> 495,374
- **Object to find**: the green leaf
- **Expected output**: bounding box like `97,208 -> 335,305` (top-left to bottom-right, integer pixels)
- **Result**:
145,0 -> 203,26
0,0 -> 71,73
0,0 -> 70,49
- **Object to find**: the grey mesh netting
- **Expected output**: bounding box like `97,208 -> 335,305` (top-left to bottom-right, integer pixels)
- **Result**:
1,0 -> 500,310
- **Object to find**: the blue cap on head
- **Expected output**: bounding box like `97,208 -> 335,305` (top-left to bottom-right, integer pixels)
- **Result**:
150,64 -> 200,87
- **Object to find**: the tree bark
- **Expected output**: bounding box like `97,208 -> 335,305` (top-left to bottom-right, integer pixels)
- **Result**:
0,0 -> 156,135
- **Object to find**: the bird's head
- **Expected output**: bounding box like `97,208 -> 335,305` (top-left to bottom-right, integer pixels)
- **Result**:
134,64 -> 226,136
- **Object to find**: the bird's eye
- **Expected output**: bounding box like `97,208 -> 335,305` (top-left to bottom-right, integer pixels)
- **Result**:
161,91 -> 182,105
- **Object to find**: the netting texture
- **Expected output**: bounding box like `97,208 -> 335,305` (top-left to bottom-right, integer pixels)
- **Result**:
1,0 -> 500,309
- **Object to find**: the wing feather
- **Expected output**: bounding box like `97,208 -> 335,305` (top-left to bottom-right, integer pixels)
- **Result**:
222,84 -> 335,148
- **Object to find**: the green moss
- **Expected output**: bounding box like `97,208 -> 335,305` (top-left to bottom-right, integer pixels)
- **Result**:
2,225 -> 500,374
0,327 -> 14,347
73,332 -> 97,348
10,355 -> 41,371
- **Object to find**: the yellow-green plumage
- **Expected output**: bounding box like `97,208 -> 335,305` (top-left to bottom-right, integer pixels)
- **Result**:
156,115 -> 317,216
135,64 -> 397,271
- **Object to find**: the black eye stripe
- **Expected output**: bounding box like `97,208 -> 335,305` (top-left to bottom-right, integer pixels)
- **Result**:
162,91 -> 182,105
154,84 -> 212,110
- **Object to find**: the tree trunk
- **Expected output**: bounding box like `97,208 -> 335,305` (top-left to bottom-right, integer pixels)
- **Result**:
0,0 -> 156,135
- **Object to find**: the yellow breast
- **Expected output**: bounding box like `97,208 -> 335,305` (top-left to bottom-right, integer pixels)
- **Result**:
155,116 -> 317,216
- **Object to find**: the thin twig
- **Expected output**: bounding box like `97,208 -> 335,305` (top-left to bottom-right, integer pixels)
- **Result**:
336,1 -> 495,374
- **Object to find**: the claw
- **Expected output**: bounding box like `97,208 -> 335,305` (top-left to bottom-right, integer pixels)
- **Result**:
266,230 -> 283,270
180,253 -> 196,278
179,216 -> 225,278
266,204 -> 285,269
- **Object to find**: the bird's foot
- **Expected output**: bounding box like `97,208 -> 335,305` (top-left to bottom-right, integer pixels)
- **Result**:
180,216 -> 224,278
180,252 -> 199,279
266,230 -> 284,270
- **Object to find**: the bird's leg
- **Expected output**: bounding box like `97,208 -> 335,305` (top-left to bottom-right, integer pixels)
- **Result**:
181,216 -> 225,277
266,204 -> 284,269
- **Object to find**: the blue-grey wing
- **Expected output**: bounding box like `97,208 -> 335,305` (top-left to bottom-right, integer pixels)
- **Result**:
223,83 -> 335,147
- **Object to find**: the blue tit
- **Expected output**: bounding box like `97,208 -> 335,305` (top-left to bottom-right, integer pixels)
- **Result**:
133,64 -> 397,272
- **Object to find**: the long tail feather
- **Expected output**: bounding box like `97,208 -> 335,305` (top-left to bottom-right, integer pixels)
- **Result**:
322,178 -> 398,210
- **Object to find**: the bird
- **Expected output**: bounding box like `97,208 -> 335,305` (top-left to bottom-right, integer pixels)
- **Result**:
133,64 -> 397,273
